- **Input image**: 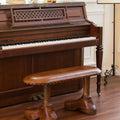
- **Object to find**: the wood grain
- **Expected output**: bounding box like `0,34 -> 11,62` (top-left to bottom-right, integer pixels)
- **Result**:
24,66 -> 101,85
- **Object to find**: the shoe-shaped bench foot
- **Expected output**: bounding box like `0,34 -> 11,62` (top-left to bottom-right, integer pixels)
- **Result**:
39,106 -> 58,120
24,107 -> 40,120
78,97 -> 96,115
64,77 -> 96,115
24,106 -> 58,120
64,97 -> 96,115
24,84 -> 58,120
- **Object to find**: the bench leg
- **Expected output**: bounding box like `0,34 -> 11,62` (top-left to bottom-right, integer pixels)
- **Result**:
64,77 -> 96,115
78,77 -> 96,114
39,84 -> 58,120
24,84 -> 58,120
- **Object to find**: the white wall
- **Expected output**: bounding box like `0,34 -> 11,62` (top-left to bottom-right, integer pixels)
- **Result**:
102,5 -> 113,74
115,4 -> 120,75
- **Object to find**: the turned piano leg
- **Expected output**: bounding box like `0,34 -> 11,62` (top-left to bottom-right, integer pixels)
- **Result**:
96,45 -> 103,96
64,77 -> 96,115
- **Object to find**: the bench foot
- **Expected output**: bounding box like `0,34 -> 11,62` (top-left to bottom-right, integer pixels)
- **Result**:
40,106 -> 58,120
64,96 -> 96,115
65,77 -> 96,115
24,107 -> 40,120
24,85 -> 58,120
24,106 -> 58,120
79,97 -> 96,115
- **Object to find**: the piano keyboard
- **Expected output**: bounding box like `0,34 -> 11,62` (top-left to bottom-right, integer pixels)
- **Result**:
2,37 -> 96,50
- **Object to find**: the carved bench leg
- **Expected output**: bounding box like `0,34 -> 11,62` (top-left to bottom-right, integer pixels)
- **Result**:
78,77 -> 96,114
39,84 -> 58,120
24,84 -> 58,120
64,77 -> 96,115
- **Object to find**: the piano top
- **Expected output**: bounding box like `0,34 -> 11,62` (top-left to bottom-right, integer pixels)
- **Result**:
0,2 -> 85,10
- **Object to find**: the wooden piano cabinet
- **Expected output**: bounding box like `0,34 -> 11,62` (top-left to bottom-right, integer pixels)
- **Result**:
0,48 -> 83,107
0,2 -> 102,107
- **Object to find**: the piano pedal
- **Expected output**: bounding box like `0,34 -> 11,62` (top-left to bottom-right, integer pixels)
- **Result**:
31,93 -> 44,101
37,94 -> 44,100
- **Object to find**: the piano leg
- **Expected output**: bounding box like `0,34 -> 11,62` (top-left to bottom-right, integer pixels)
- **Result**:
96,45 -> 103,96
64,77 -> 96,115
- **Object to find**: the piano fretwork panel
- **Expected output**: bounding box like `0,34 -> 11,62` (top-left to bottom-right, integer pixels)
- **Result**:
0,2 -> 103,107
11,7 -> 69,27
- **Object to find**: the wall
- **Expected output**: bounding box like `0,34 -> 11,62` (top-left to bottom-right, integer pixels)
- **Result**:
102,4 -> 113,74
115,4 -> 120,75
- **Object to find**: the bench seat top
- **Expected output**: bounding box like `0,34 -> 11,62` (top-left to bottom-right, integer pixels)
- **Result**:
24,66 -> 101,85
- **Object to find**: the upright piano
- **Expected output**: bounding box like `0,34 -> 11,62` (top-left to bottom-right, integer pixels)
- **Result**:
0,2 -> 103,107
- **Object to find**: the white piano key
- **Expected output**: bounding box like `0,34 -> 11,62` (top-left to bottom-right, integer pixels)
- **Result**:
2,37 -> 96,50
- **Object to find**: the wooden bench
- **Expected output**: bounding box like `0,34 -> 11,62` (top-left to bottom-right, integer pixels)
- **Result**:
24,66 -> 101,120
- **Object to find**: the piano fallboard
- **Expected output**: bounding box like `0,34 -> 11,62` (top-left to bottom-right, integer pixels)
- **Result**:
0,23 -> 91,45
